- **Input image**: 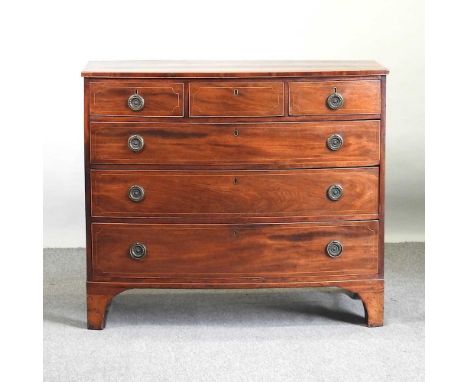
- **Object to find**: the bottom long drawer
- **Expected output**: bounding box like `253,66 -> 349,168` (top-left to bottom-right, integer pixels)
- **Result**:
91,221 -> 379,279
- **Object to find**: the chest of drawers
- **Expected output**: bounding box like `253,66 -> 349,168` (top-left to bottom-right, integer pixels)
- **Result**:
82,61 -> 388,329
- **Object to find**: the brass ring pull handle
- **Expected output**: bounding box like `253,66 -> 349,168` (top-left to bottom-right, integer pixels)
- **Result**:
327,134 -> 344,151
128,135 -> 144,152
326,88 -> 344,110
326,240 -> 343,258
128,93 -> 145,111
128,185 -> 145,202
129,242 -> 147,260
327,184 -> 343,201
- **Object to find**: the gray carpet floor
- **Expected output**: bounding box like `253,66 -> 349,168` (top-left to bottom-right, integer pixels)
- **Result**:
43,243 -> 424,382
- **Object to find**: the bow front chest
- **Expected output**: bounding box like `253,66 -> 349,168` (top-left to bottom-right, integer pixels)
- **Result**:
82,61 -> 388,329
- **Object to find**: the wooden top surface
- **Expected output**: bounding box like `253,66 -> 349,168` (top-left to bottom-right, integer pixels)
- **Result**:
82,60 -> 388,78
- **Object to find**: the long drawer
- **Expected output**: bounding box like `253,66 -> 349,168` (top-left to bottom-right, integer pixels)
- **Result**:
91,221 -> 379,279
90,121 -> 380,168
91,168 -> 379,219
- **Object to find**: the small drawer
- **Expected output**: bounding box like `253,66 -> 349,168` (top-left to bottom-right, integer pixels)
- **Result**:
89,121 -> 380,168
289,80 -> 381,116
90,168 -> 379,220
189,81 -> 284,117
91,221 -> 379,279
89,80 -> 184,117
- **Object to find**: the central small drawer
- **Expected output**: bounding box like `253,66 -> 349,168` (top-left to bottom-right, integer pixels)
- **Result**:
90,168 -> 379,219
91,221 -> 379,279
189,81 -> 284,117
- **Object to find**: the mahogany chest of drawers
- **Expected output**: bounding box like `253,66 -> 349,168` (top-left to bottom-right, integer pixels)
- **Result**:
82,61 -> 388,329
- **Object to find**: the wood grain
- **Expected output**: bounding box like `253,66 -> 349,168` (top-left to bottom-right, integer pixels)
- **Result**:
378,75 -> 386,277
358,289 -> 384,327
83,62 -> 388,329
87,283 -> 126,330
189,81 -> 284,117
289,80 -> 381,116
91,221 -> 379,279
90,113 -> 382,124
89,80 -> 184,117
86,278 -> 383,329
90,168 -> 379,219
82,60 -> 388,78
89,121 -> 380,168
84,79 -> 92,280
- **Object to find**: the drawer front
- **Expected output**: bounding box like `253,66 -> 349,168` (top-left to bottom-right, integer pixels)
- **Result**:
91,221 -> 379,278
189,81 -> 284,117
89,81 -> 184,117
289,80 -> 381,116
91,168 -> 379,219
90,121 -> 380,168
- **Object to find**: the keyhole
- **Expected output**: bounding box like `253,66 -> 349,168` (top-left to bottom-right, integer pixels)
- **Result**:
233,230 -> 239,237
233,177 -> 239,185
233,89 -> 239,96
233,129 -> 239,137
